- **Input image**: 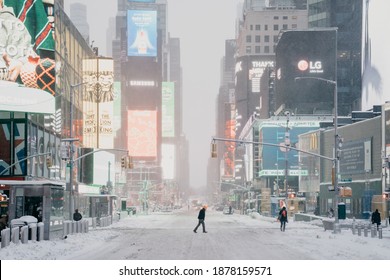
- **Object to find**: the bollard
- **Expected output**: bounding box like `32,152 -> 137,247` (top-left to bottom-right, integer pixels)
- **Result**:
92,217 -> 96,229
80,220 -> 84,233
20,225 -> 28,244
37,222 -> 44,241
11,227 -> 20,244
1,228 -> 10,248
352,218 -> 356,234
371,224 -> 376,238
84,220 -> 89,233
76,220 -> 81,233
364,225 -> 368,237
29,223 -> 37,241
63,221 -> 69,236
357,224 -> 361,236
72,221 -> 77,234
378,225 -> 383,239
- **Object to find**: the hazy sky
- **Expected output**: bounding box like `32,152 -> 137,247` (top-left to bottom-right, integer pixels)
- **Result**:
65,0 -> 242,188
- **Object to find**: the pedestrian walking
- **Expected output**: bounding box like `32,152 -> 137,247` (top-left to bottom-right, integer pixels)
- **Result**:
193,205 -> 208,233
278,206 -> 288,232
371,209 -> 381,229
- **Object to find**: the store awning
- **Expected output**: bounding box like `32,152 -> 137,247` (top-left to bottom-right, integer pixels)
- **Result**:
0,81 -> 55,114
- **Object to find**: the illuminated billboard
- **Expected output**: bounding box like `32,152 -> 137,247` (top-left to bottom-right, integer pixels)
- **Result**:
127,10 -> 157,57
82,58 -> 114,149
127,110 -> 157,157
275,29 -> 337,114
162,82 -> 175,137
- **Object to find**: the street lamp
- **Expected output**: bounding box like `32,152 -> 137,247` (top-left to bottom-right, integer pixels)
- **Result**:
295,76 -> 339,225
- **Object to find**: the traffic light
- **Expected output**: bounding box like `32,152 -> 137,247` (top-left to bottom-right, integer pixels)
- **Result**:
46,156 -> 52,168
121,156 -> 126,168
211,142 -> 217,158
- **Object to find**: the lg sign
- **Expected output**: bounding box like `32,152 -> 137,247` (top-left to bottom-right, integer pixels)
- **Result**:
297,60 -> 323,74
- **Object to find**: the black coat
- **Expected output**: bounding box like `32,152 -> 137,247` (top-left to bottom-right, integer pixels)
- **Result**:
278,208 -> 288,222
371,210 -> 381,224
73,212 -> 82,221
197,208 -> 206,220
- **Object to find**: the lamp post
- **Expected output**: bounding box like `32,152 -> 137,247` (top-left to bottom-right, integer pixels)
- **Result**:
66,81 -> 87,220
294,76 -> 338,224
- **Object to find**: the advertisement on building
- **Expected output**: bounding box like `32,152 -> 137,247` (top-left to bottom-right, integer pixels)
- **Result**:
275,29 -> 336,114
127,10 -> 157,57
82,58 -> 114,149
113,82 -> 122,137
257,120 -> 320,178
224,103 -> 235,179
127,110 -> 157,158
162,82 -> 175,137
0,0 -> 55,177
362,0 -> 390,111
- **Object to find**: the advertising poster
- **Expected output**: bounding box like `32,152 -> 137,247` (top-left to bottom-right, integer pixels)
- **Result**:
82,58 -> 115,149
162,82 -> 175,137
127,10 -> 157,57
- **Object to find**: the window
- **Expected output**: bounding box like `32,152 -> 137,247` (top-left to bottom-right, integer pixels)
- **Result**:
246,46 -> 251,54
273,24 -> 279,31
292,24 -> 297,29
250,24 -> 253,30
264,46 -> 270,53
283,16 -> 288,20
255,35 -> 260,43
282,24 -> 288,30
264,35 -> 270,42
264,25 -> 268,31
246,35 -> 252,43
273,35 -> 278,43
273,16 -> 279,20
255,46 -> 260,53
255,24 -> 260,30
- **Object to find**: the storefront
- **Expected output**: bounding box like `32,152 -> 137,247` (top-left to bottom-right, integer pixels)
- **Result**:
1,180 -> 65,240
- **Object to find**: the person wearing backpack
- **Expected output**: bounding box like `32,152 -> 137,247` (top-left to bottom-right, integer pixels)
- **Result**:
278,206 -> 288,231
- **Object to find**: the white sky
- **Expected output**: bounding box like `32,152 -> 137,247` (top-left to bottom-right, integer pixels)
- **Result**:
1,211 -> 390,278
65,0 -> 242,188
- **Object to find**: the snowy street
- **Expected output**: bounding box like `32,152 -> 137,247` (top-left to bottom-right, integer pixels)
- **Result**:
1,208 -> 390,260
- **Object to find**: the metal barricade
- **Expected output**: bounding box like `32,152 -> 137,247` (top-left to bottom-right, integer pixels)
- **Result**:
11,227 -> 19,244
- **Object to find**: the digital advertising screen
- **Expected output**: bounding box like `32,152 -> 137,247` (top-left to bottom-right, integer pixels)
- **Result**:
127,110 -> 157,157
275,29 -> 337,114
127,10 -> 157,57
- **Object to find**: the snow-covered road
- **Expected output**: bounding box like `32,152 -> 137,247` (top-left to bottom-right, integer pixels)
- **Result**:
1,209 -> 390,260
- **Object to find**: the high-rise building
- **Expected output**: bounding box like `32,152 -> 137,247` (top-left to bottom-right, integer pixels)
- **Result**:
307,0 -> 363,115
69,3 -> 90,44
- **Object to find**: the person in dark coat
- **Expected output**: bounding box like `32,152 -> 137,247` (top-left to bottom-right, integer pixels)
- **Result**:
278,206 -> 288,232
73,209 -> 82,221
371,209 -> 381,229
193,205 -> 208,233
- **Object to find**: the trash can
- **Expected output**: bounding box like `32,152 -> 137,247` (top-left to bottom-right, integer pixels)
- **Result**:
338,203 -> 346,220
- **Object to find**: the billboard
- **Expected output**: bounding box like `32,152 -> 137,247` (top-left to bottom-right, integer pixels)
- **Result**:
82,58 -> 114,149
127,110 -> 157,157
275,29 -> 337,114
362,0 -> 390,110
162,82 -> 175,137
127,10 -> 157,57
1,0 -> 55,94
257,119 -> 321,177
